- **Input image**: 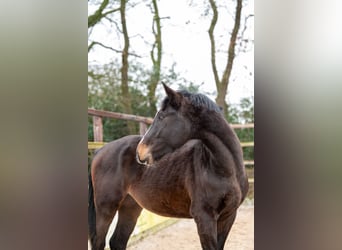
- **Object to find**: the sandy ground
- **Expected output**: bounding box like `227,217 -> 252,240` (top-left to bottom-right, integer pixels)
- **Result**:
128,204 -> 254,250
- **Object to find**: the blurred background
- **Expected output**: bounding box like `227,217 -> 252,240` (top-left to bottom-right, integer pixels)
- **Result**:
1,0 -> 341,249
87,0 -> 254,173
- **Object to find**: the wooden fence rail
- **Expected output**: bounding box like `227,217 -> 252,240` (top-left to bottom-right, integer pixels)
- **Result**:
230,123 -> 254,129
88,108 -> 153,141
88,108 -> 254,166
88,108 -> 154,125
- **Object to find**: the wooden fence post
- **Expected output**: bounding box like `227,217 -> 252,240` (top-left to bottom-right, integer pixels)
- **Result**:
93,116 -> 103,142
139,122 -> 148,135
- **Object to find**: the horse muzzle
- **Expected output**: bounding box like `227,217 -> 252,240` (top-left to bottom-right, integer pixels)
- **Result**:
136,142 -> 153,166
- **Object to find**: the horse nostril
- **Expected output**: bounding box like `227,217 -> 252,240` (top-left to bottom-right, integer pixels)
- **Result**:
136,152 -> 143,164
136,151 -> 147,165
136,142 -> 152,165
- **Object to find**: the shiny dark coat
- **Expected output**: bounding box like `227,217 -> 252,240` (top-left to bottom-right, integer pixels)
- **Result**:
88,84 -> 248,250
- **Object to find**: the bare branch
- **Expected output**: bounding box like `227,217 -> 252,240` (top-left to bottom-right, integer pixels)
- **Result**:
88,41 -> 141,58
208,0 -> 220,89
127,52 -> 142,58
88,41 -> 121,53
88,0 -> 109,28
88,0 -> 120,28
104,16 -> 122,33
237,14 -> 254,54
240,14 -> 254,42
102,7 -> 120,17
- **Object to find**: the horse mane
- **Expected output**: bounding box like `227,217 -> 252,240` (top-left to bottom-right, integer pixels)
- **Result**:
179,90 -> 223,113
175,90 -> 245,183
162,90 -> 222,114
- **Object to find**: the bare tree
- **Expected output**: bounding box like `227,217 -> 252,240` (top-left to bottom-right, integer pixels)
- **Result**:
88,0 -> 121,53
146,0 -> 163,116
208,0 -> 243,118
119,0 -> 135,134
88,0 -> 120,29
88,0 -> 136,134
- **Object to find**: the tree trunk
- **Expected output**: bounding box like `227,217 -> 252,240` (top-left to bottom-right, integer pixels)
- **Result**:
220,0 -> 242,117
215,85 -> 228,114
208,0 -> 220,89
148,0 -> 162,116
208,0 -> 243,118
120,0 -> 135,134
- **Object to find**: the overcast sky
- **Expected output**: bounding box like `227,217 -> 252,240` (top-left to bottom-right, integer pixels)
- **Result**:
88,0 -> 254,105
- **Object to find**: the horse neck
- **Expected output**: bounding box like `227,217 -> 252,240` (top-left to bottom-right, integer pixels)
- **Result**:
197,112 -> 244,170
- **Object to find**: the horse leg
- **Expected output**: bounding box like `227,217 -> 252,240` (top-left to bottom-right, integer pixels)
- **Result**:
93,201 -> 120,250
191,205 -> 218,250
217,210 -> 237,250
109,195 -> 142,250
92,187 -> 125,250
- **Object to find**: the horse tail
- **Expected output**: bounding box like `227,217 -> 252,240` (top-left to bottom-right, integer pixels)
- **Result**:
88,165 -> 96,248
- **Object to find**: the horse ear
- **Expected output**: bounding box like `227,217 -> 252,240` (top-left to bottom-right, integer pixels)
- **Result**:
162,83 -> 182,109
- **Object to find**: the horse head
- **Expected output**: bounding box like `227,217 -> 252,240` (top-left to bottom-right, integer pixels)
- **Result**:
136,83 -> 194,166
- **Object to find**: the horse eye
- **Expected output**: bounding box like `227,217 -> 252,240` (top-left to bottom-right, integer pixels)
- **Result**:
158,113 -> 165,120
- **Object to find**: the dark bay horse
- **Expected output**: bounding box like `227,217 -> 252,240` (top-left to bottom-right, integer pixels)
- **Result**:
88,84 -> 249,250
